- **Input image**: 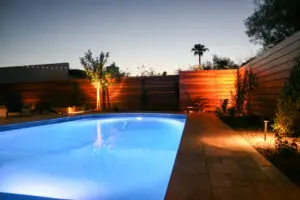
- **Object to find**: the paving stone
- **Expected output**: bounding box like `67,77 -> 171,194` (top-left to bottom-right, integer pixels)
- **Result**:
174,160 -> 208,174
166,113 -> 300,200
232,185 -> 263,200
210,174 -> 232,188
253,182 -> 286,200
206,156 -> 223,163
244,169 -> 269,181
212,187 -> 234,200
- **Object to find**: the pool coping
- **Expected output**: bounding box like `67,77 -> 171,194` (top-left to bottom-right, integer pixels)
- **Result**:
0,112 -> 187,132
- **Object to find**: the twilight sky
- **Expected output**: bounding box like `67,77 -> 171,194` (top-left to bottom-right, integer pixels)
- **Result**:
0,0 -> 260,75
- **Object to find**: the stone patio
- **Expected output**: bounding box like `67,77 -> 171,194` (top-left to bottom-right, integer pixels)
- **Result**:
165,113 -> 300,200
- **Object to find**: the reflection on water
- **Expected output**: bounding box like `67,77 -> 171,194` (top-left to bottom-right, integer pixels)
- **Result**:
93,121 -> 119,153
93,121 -> 103,149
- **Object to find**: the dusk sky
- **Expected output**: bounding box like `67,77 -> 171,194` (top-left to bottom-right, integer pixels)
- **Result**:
0,0 -> 260,75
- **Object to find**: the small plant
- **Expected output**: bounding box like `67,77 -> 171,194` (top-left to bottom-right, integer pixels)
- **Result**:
272,98 -> 297,136
216,107 -> 223,118
274,134 -> 298,155
216,99 -> 235,118
227,106 -> 237,118
83,104 -> 88,111
221,99 -> 228,114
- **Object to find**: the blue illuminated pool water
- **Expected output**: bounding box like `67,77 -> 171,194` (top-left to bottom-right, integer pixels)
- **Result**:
0,113 -> 186,200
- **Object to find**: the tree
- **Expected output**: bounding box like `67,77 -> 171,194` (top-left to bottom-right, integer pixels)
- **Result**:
80,50 -> 110,111
203,61 -> 213,70
191,44 -> 209,67
245,0 -> 300,48
137,65 -> 162,76
190,61 -> 213,71
212,55 -> 239,69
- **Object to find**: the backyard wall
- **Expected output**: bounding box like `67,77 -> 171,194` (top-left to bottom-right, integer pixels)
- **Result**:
240,31 -> 300,117
0,75 -> 179,111
0,63 -> 70,83
179,69 -> 237,111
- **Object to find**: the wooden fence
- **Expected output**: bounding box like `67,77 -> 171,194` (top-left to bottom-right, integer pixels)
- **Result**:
240,31 -> 300,117
0,75 -> 179,111
179,69 -> 237,111
2,30 -> 300,115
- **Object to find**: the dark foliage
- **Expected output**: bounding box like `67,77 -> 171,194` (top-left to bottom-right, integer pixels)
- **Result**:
68,69 -> 87,78
245,0 -> 300,48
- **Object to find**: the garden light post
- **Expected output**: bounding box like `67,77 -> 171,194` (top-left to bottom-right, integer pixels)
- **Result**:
264,120 -> 269,141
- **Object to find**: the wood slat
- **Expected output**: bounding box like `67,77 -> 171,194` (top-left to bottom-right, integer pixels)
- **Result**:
241,31 -> 300,117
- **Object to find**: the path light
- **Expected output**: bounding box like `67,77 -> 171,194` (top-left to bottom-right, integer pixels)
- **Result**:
264,120 -> 269,141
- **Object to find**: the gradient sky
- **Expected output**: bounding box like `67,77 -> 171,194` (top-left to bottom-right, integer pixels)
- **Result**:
0,0 -> 260,75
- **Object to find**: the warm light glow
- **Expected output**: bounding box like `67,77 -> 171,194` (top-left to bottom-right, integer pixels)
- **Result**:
96,82 -> 101,111
67,106 -> 73,114
67,106 -> 85,115
109,77 -> 126,100
199,132 -> 276,153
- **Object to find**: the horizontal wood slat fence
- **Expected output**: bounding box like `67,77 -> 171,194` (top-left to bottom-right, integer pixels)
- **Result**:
240,31 -> 300,117
0,76 -> 180,112
179,70 -> 237,112
1,32 -> 300,115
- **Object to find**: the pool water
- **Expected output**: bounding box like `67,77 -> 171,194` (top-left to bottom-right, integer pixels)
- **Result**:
0,114 -> 186,200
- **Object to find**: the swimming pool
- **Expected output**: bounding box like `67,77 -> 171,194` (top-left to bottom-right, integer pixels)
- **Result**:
0,113 -> 186,200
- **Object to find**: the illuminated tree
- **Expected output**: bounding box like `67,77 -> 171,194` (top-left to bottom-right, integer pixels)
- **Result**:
191,44 -> 209,67
80,50 -> 109,110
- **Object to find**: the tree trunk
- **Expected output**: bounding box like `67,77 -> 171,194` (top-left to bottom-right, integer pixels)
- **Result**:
96,83 -> 101,111
102,87 -> 106,110
199,55 -> 201,67
106,88 -> 110,110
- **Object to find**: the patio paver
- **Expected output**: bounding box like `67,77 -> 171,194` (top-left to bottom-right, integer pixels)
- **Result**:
165,113 -> 300,200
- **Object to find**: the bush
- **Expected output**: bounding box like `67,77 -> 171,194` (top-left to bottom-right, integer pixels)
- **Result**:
216,107 -> 223,118
272,98 -> 298,136
275,135 -> 298,155
221,99 -> 228,114
83,104 -> 89,111
234,69 -> 258,115
227,107 -> 237,118
272,59 -> 300,136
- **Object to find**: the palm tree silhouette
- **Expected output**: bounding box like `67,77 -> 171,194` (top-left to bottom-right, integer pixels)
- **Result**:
191,44 -> 209,67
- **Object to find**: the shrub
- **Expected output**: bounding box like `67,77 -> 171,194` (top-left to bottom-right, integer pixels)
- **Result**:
275,134 -> 298,155
221,99 -> 228,114
83,104 -> 89,111
234,68 -> 257,115
216,107 -> 223,118
272,98 -> 298,136
272,59 -> 300,136
215,99 -> 228,118
227,107 -> 237,118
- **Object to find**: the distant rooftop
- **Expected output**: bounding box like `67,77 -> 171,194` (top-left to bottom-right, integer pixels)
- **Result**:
0,62 -> 71,83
